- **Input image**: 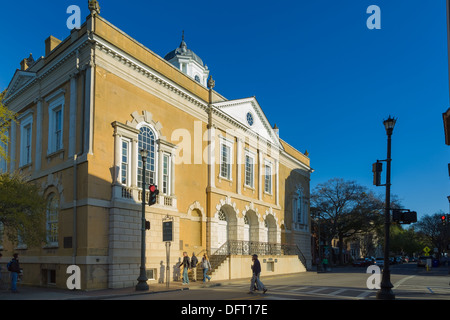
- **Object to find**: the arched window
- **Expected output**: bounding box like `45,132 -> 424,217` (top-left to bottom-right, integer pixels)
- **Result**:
46,193 -> 59,246
293,186 -> 304,227
137,126 -> 157,188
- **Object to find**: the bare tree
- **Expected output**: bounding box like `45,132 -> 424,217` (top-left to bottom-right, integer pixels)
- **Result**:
311,178 -> 384,265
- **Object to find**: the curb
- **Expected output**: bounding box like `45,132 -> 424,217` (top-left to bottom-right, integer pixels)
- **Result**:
65,287 -> 190,300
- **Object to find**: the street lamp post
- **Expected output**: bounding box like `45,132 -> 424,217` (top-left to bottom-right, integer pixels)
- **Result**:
136,149 -> 149,291
376,116 -> 396,300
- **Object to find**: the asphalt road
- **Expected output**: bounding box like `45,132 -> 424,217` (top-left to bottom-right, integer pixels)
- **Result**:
109,263 -> 450,301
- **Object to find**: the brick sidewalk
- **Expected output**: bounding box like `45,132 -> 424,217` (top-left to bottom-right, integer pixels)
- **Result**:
0,279 -> 208,300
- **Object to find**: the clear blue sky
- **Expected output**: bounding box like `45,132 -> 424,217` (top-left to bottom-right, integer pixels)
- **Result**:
1,0 -> 449,219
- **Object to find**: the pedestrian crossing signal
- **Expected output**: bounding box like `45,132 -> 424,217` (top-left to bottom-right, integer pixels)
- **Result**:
148,184 -> 159,206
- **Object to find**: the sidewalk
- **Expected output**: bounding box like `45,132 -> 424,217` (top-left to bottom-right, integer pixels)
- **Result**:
0,279 -> 214,300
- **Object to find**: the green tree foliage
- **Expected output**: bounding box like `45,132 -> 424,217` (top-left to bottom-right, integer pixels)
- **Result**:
0,172 -> 47,247
415,212 -> 449,257
389,225 -> 423,257
0,89 -> 17,161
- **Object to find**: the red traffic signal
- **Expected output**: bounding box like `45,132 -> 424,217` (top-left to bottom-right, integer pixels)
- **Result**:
441,215 -> 447,225
148,184 -> 159,206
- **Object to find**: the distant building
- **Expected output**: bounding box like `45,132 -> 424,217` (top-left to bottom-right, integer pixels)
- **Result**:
1,3 -> 313,289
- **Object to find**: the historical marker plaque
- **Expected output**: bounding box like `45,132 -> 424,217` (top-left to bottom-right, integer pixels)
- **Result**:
163,220 -> 173,242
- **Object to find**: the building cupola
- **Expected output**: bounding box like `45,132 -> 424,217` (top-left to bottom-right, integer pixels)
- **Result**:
164,31 -> 209,86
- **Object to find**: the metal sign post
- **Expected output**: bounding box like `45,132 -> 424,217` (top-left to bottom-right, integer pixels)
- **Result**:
162,216 -> 173,288
165,241 -> 171,288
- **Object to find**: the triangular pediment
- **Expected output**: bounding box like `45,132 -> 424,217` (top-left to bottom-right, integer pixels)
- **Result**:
212,97 -> 282,148
3,69 -> 36,102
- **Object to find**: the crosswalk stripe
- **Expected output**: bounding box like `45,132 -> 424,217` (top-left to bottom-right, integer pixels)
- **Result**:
195,283 -> 376,299
356,290 -> 374,298
329,289 -> 347,296
307,287 -> 330,294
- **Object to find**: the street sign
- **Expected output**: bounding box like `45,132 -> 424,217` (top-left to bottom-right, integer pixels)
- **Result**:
163,220 -> 173,242
423,246 -> 430,256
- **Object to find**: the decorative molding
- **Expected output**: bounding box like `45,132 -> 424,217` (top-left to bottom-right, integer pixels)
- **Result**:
4,36 -> 91,106
126,110 -> 166,141
214,195 -> 240,220
187,201 -> 206,222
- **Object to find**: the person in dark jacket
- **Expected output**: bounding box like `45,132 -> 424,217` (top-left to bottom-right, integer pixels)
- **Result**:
181,252 -> 190,285
248,254 -> 267,294
191,252 -> 198,282
8,253 -> 20,293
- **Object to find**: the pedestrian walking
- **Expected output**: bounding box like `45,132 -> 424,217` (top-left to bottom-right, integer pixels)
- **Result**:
181,252 -> 190,285
7,253 -> 20,293
191,252 -> 198,282
248,254 -> 267,294
322,257 -> 329,272
201,253 -> 211,283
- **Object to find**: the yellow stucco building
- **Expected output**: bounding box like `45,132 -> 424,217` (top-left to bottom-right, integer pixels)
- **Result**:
1,4 -> 313,290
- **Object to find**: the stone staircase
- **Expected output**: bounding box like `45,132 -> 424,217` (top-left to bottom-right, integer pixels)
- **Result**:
188,254 -> 227,282
187,241 -> 309,282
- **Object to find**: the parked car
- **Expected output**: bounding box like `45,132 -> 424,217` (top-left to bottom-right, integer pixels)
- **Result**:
352,258 -> 367,267
375,257 -> 384,267
365,258 -> 374,266
417,256 -> 431,267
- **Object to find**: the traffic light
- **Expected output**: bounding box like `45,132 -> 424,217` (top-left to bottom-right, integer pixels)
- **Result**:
441,215 -> 447,226
392,209 -> 417,224
145,220 -> 151,230
372,161 -> 382,186
148,184 -> 159,206
403,211 -> 417,224
392,209 -> 402,223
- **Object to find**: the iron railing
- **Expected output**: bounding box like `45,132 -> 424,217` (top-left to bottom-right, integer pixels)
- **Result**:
210,240 -> 308,272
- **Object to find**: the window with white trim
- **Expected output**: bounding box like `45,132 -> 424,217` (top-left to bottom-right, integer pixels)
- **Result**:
46,193 -> 59,246
162,153 -> 170,195
19,114 -> 33,167
244,152 -> 254,188
292,186 -> 306,227
264,161 -> 272,194
138,126 -> 157,188
48,96 -> 64,154
121,139 -> 130,185
220,138 -> 233,180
